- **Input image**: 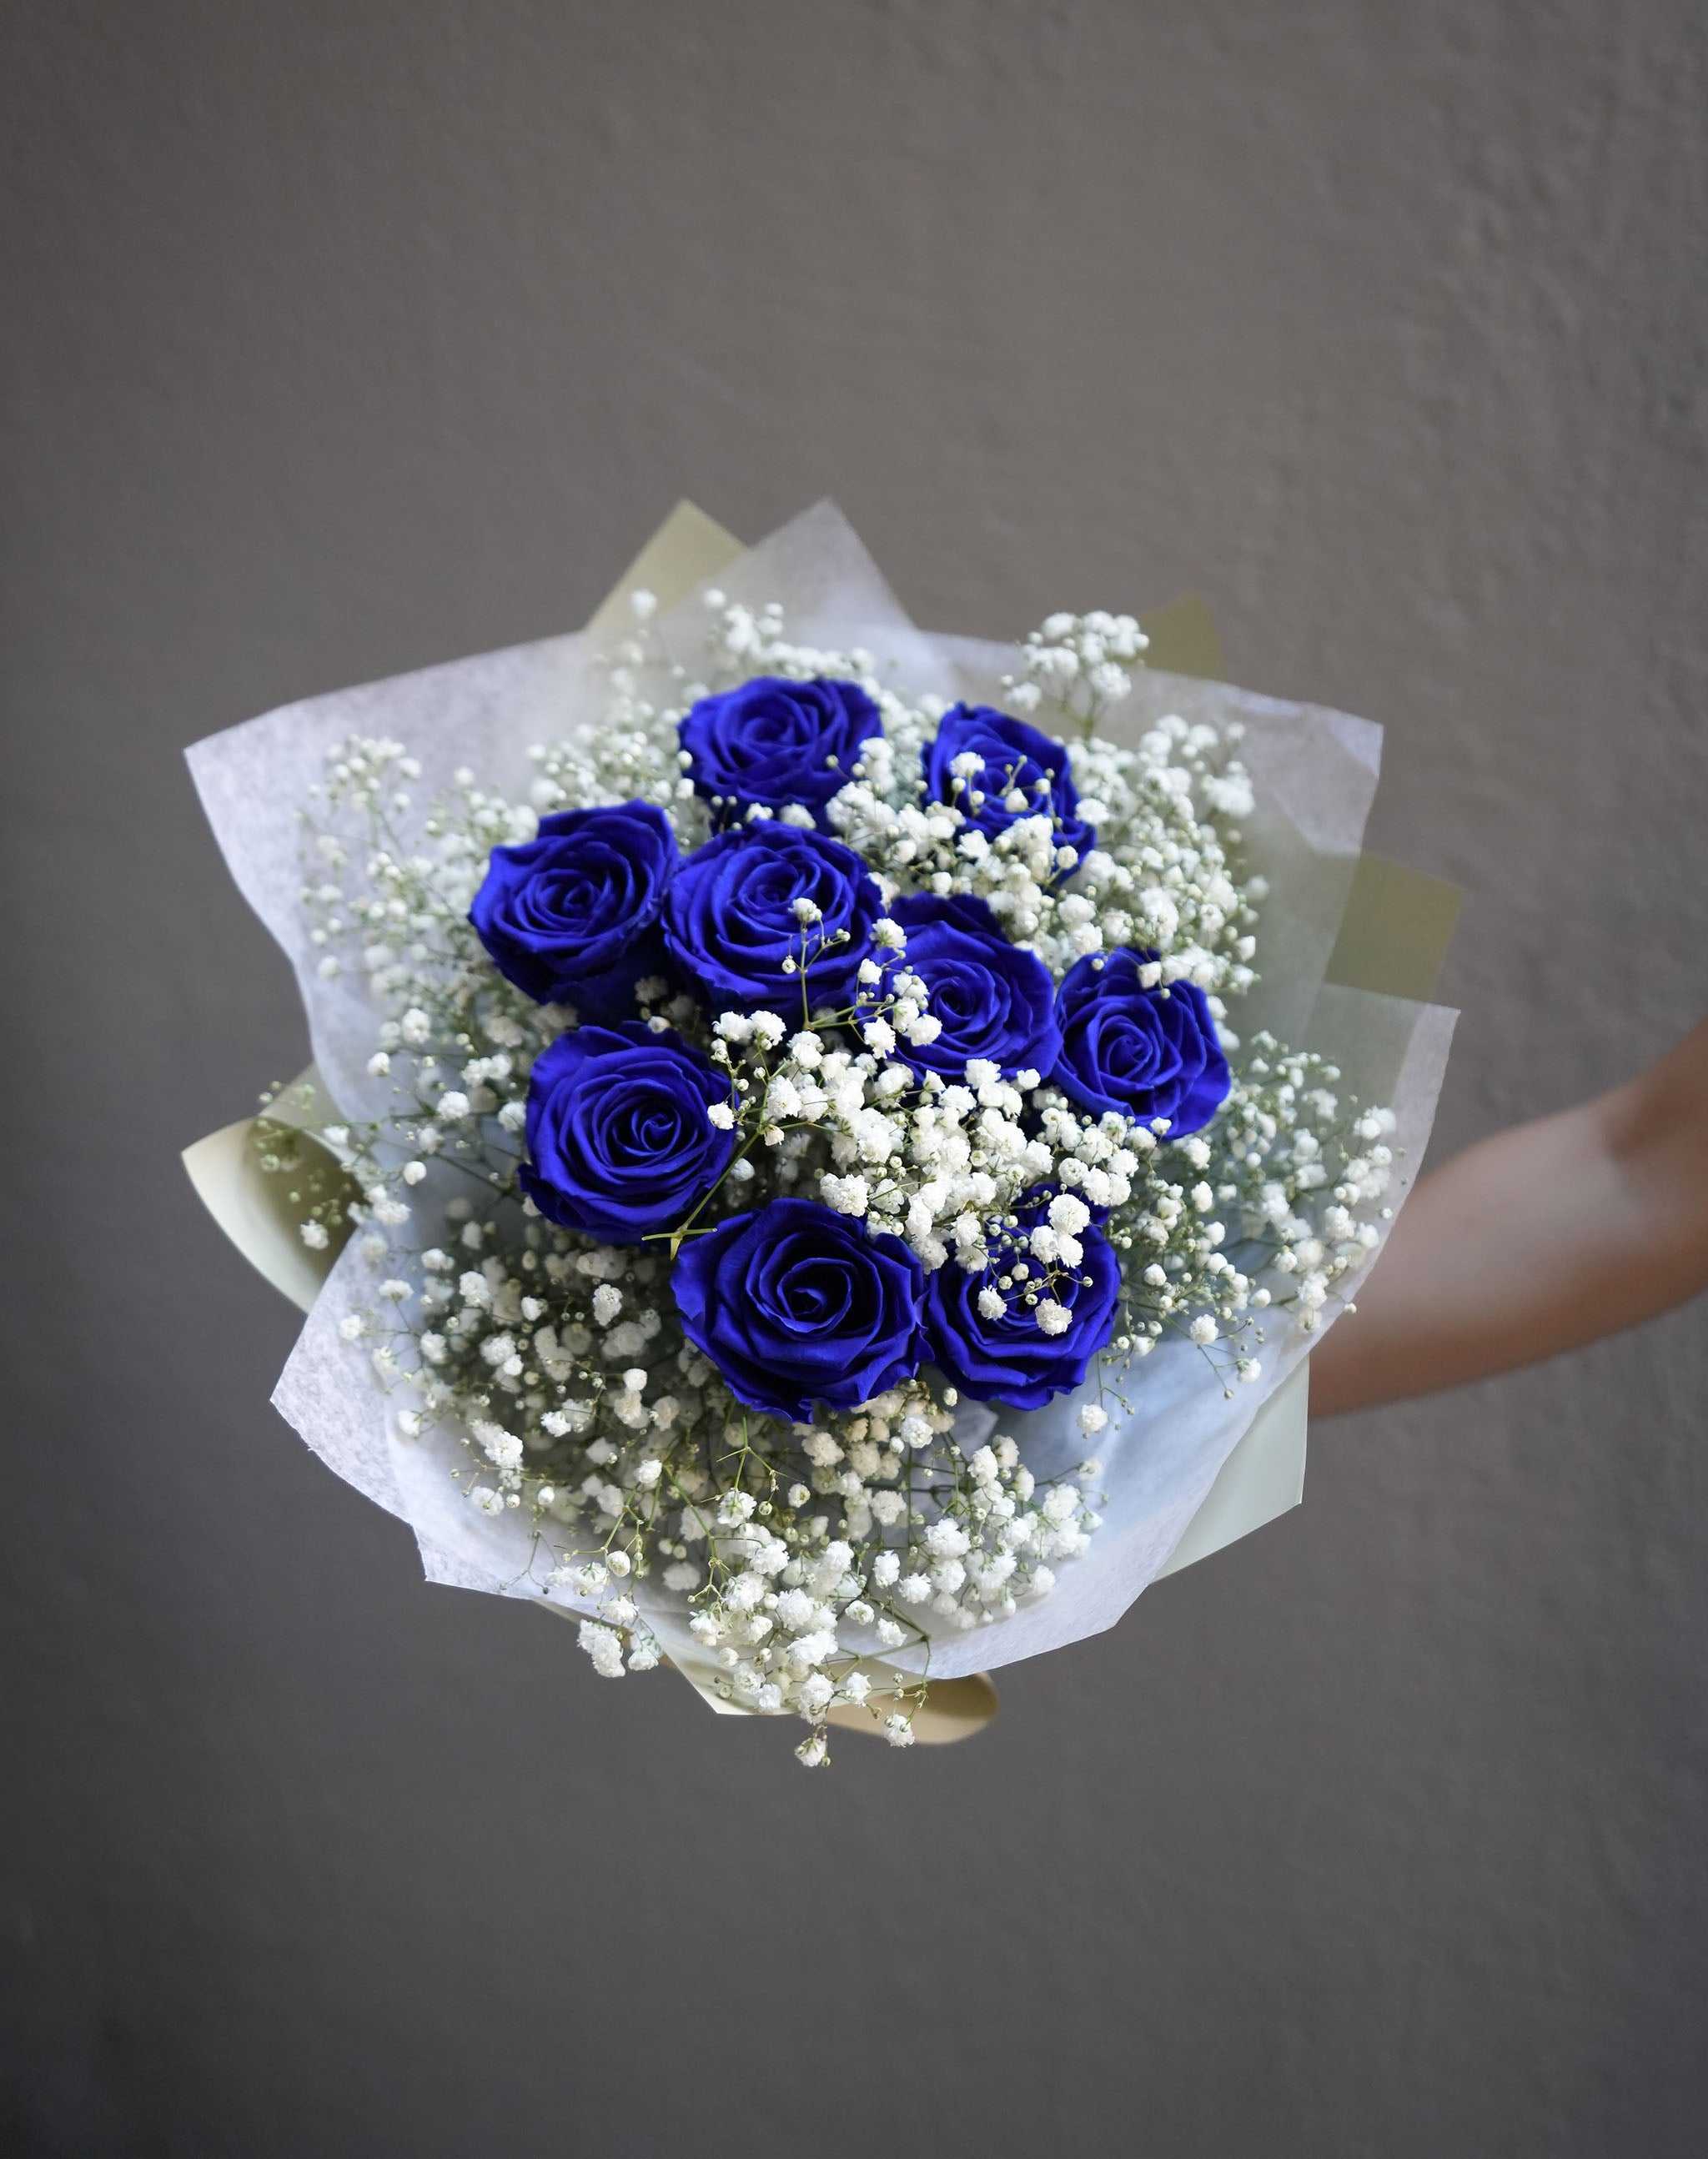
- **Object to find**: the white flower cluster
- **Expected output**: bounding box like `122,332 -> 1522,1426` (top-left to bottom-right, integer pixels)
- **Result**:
283,592 -> 1397,1763
1002,607 -> 1150,725
714,1012 -> 1058,1270
829,709 -> 1257,991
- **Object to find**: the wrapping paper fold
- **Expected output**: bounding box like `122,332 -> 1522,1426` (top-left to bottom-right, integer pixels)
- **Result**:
185,501 -> 1457,1736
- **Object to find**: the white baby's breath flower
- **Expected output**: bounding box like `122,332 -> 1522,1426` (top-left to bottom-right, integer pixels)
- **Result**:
578,1622 -> 626,1678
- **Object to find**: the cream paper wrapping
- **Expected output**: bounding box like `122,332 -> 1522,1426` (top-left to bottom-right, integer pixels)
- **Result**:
185,501 -> 1456,1721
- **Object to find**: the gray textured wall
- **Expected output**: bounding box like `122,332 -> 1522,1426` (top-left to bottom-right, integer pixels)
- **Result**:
4,3 -> 1705,2153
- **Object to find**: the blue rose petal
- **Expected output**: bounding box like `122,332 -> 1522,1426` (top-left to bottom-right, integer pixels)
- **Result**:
922,703 -> 1095,866
680,674 -> 882,831
664,822 -> 882,1013
922,1194 -> 1121,1410
518,1022 -> 735,1245
671,1197 -> 926,1422
1052,947 -> 1231,1135
888,891 -> 1061,1082
469,801 -> 677,1017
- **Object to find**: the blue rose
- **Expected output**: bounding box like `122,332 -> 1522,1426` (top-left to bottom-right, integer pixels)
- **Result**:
470,801 -> 676,1018
1052,948 -> 1230,1135
517,1022 -> 735,1244
889,892 -> 1061,1082
663,823 -> 882,1013
679,675 -> 882,830
672,1197 -> 925,1422
922,703 -> 1095,862
921,1194 -> 1121,1409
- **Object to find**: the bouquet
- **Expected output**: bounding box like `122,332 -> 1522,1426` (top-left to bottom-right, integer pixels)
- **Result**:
185,502 -> 1456,1762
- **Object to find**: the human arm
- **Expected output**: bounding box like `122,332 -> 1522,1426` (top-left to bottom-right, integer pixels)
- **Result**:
1309,1020 -> 1708,1415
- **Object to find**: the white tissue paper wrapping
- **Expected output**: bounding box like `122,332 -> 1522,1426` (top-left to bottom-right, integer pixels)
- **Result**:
187,502 -> 1454,1690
